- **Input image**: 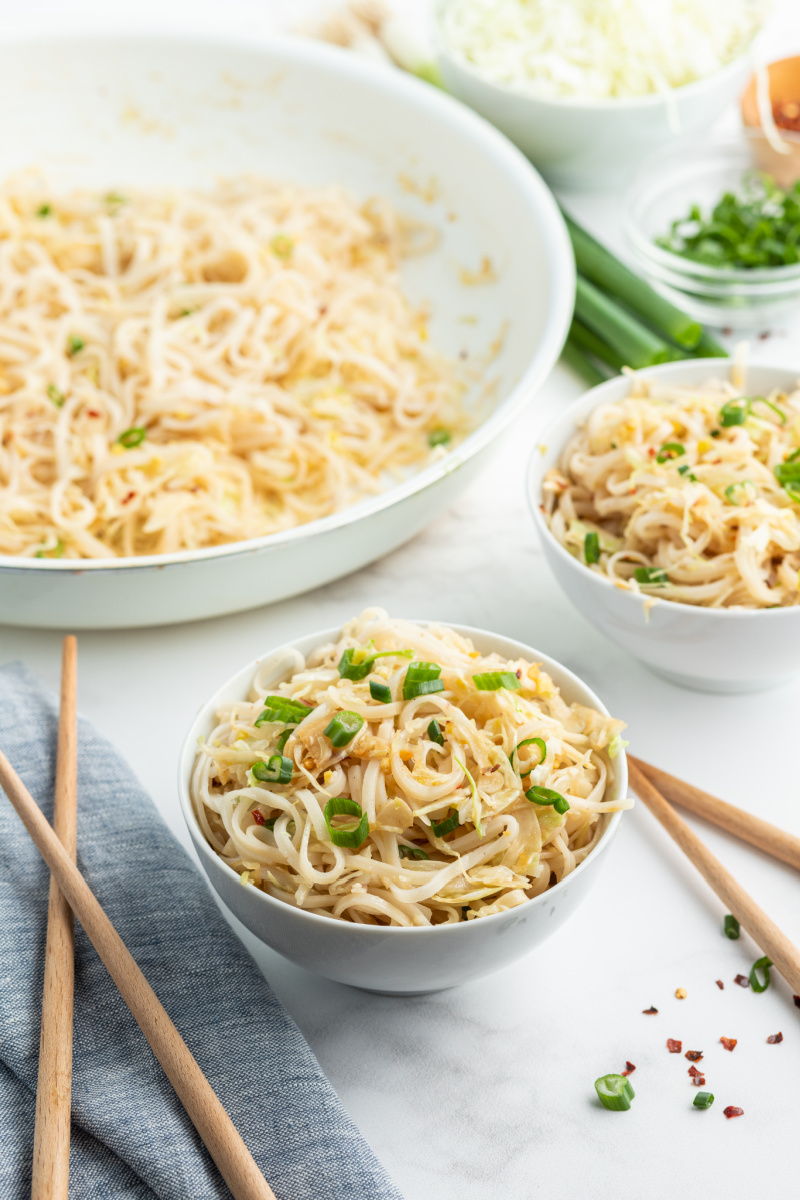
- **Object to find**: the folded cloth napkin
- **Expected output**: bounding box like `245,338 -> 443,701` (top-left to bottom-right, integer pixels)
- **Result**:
0,663 -> 402,1200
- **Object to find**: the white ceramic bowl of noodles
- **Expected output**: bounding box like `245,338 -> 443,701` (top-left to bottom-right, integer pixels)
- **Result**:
0,31 -> 573,630
177,621 -> 627,995
528,359 -> 800,694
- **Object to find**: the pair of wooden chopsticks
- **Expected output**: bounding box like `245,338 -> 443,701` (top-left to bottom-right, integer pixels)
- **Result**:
628,754 -> 800,995
1,638 -> 276,1200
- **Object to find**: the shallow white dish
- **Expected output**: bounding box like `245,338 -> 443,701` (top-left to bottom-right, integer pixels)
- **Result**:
434,6 -> 754,189
0,32 -> 574,630
528,359 -> 800,693
178,622 -> 626,995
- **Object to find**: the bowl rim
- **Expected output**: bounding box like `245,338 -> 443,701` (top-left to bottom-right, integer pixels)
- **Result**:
433,2 -> 755,113
527,358 -> 800,622
0,28 -> 574,576
177,619 -> 627,936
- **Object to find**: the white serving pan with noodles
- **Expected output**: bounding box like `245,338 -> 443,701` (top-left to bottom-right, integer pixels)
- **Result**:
178,621 -> 627,994
0,32 -> 573,628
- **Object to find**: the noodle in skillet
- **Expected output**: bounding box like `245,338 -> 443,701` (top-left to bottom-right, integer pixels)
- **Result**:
191,610 -> 629,926
0,176 -> 466,559
545,372 -> 800,608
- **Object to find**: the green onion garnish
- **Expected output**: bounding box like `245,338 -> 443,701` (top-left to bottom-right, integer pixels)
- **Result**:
693,1091 -> 714,1109
472,671 -> 521,692
594,1074 -> 635,1111
252,755 -> 293,785
428,428 -> 451,448
264,817 -> 277,830
255,696 -> 312,726
36,203 -> 51,217
656,442 -> 685,463
724,914 -> 740,940
275,728 -> 293,753
584,531 -> 600,564
369,680 -> 392,703
431,808 -> 459,837
724,480 -> 756,504
323,711 -> 364,748
399,844 -> 430,860
510,737 -> 546,771
749,955 -> 772,993
117,427 -> 147,449
323,796 -> 369,848
34,538 -> 64,560
774,460 -> 800,492
66,335 -> 85,357
427,718 -> 444,746
47,384 -> 64,407
677,465 -> 697,480
526,785 -> 570,815
633,567 -> 669,587
720,396 -> 786,428
105,192 -> 126,208
337,646 -> 413,680
403,662 -> 444,700
270,233 -> 294,258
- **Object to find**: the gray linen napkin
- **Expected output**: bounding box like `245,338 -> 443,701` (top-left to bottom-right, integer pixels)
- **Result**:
0,663 -> 402,1200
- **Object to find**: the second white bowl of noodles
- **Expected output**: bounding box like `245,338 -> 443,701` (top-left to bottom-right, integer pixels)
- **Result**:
528,360 -> 800,693
178,621 -> 627,994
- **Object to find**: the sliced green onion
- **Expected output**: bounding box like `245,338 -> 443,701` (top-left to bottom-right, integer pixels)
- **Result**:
633,567 -> 669,587
66,334 -> 85,357
264,817 -> 277,831
657,442 -> 685,463
725,480 -> 756,504
774,460 -> 800,489
270,233 -> 294,258
118,427 -> 147,449
594,1074 -> 635,1111
510,737 -> 546,771
693,1091 -> 714,1109
575,275 -> 671,370
428,428 -> 451,448
323,796 -> 369,848
34,538 -> 64,560
526,785 -> 570,815
427,718 -> 444,746
36,202 -> 51,217
431,808 -> 459,837
275,728 -> 293,753
324,711 -> 364,748
786,448 -> 800,463
47,384 -> 64,407
399,844 -> 429,860
403,662 -> 443,700
720,396 -> 787,428
584,531 -> 600,564
252,756 -> 293,785
338,646 -> 413,680
724,914 -> 741,940
749,955 -> 772,993
753,396 -> 787,423
369,680 -> 392,703
677,465 -> 697,480
472,671 -> 520,691
255,695 -> 312,726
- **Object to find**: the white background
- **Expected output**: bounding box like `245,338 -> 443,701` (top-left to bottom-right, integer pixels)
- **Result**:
0,2 -> 798,1198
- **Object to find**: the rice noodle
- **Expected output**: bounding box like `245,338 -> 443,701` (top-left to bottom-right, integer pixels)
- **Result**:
0,175 -> 466,559
191,610 -> 630,926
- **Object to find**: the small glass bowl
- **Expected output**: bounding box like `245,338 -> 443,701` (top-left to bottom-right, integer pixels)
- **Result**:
624,138 -> 800,330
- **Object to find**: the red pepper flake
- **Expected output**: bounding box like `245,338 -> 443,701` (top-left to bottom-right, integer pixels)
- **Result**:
692,1076 -> 706,1087
621,1061 -> 636,1076
122,490 -> 137,505
688,1065 -> 702,1078
685,1050 -> 703,1062
720,1037 -> 737,1052
251,810 -> 266,826
86,408 -> 101,417
715,980 -> 724,990
734,974 -> 749,988
642,1006 -> 658,1014
648,446 -> 656,457
767,1032 -> 783,1044
723,1106 -> 744,1120
667,1039 -> 682,1053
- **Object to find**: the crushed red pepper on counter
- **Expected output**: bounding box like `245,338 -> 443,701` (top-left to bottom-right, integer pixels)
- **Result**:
716,980 -> 725,990
643,1006 -> 658,1014
622,1061 -> 636,1076
720,1037 -> 738,1052
767,1032 -> 783,1044
692,1076 -> 706,1087
667,1039 -> 682,1053
734,974 -> 749,988
685,1050 -> 703,1062
688,1065 -> 702,1078
723,1106 -> 744,1119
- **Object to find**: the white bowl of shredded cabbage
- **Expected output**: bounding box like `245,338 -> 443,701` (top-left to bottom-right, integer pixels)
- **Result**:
178,612 -> 628,993
0,31 -> 573,628
436,0 -> 764,187
529,359 -> 800,692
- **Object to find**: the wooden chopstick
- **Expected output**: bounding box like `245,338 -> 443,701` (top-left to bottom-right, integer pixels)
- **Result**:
31,636 -> 78,1200
0,750 -> 276,1200
629,754 -> 800,873
628,759 -> 800,995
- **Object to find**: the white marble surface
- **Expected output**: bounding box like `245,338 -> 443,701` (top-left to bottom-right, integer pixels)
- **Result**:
1,3 -> 800,1198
